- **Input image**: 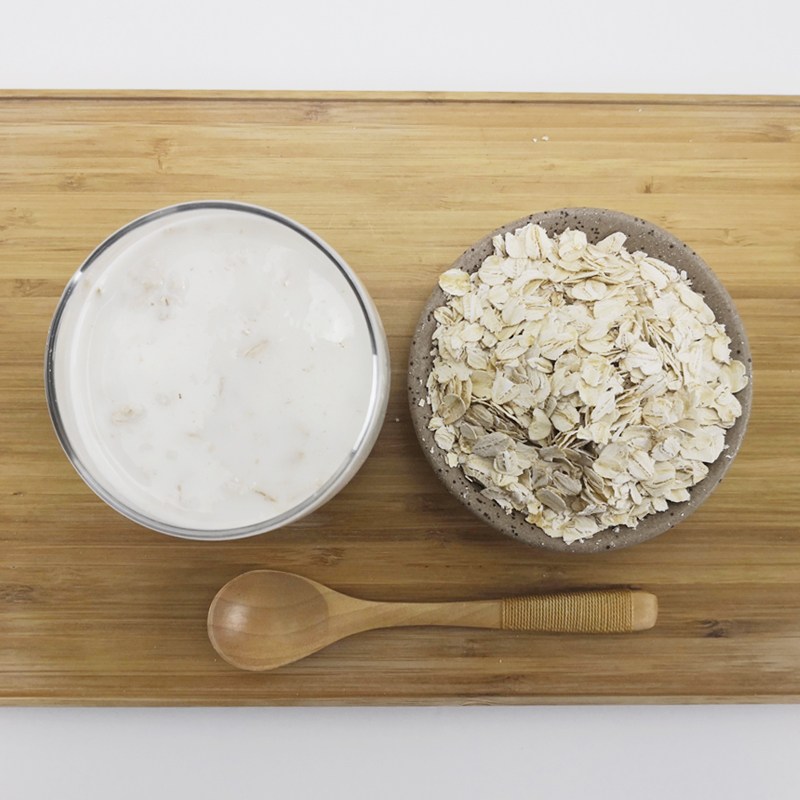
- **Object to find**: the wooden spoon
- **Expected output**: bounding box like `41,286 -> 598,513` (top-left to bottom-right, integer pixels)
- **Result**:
207,570 -> 658,671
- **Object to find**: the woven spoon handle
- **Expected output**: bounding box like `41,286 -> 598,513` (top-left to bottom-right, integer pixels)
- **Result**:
501,590 -> 658,633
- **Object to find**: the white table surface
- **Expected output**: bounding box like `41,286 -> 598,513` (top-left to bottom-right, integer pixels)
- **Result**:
2,1 -> 799,797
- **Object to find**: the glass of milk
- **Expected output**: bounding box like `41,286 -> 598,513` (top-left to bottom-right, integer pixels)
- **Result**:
45,201 -> 390,540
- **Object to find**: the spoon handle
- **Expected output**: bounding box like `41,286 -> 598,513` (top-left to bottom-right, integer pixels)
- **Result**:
499,589 -> 657,633
371,589 -> 657,634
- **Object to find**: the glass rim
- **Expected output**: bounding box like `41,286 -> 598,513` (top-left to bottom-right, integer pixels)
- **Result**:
44,200 -> 390,540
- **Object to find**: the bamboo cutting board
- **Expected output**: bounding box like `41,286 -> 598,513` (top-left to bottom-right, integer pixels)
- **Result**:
0,91 -> 798,705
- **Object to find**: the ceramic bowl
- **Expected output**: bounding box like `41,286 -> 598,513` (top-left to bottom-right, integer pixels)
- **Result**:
408,208 -> 752,553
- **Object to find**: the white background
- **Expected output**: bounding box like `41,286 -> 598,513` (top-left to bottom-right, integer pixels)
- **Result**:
2,1 -> 799,797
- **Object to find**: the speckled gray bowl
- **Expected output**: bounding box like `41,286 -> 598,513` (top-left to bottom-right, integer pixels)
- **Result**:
408,208 -> 752,553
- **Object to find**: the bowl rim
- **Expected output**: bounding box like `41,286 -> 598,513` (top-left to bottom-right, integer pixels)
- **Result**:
407,207 -> 753,553
45,199 -> 391,540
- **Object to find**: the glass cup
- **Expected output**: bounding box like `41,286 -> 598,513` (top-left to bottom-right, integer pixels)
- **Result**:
45,201 -> 390,540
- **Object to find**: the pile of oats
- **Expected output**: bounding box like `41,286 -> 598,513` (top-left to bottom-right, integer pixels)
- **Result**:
427,223 -> 748,544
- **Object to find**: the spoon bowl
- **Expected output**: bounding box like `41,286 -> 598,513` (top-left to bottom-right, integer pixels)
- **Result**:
207,571 -> 338,671
208,570 -> 658,671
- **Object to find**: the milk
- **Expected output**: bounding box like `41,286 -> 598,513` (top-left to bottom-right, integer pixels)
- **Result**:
50,206 -> 384,534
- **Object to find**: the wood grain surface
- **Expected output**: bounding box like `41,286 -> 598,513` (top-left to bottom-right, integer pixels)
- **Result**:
0,91 -> 798,705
